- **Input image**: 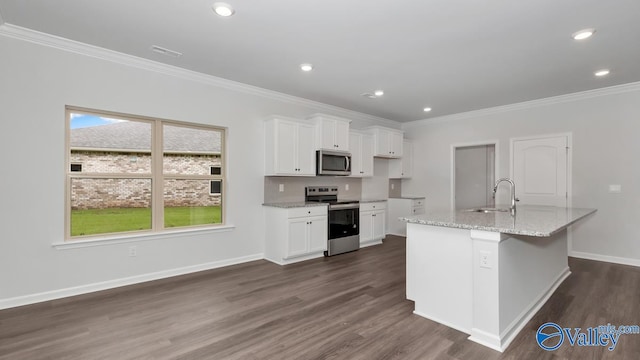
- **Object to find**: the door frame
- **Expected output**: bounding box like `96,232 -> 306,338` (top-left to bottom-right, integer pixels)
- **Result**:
509,132 -> 573,251
450,140 -> 500,210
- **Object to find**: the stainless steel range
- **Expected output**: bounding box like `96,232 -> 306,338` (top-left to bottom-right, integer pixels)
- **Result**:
305,186 -> 359,256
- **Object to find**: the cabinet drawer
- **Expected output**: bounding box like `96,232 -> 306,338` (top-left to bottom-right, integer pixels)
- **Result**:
360,202 -> 387,212
411,206 -> 425,215
288,206 -> 327,218
411,198 -> 425,207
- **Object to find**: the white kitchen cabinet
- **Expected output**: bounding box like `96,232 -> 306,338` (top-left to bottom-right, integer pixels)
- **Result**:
389,140 -> 414,178
360,201 -> 386,247
348,131 -> 374,178
308,114 -> 350,151
265,116 -> 316,176
387,197 -> 425,236
365,126 -> 404,158
265,205 -> 328,265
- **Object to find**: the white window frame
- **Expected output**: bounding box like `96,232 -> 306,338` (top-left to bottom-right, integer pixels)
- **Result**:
65,106 -> 226,242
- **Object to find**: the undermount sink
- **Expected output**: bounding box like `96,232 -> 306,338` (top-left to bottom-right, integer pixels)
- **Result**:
464,207 -> 510,213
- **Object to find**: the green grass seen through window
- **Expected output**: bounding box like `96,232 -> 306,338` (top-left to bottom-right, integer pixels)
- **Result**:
71,206 -> 222,237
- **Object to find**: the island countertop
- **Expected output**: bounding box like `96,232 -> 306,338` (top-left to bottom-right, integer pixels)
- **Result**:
400,205 -> 596,237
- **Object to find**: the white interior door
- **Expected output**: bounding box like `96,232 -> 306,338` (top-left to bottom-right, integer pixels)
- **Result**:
512,135 -> 568,207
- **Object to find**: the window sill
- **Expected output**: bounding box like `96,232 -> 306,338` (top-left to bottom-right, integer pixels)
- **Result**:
52,224 -> 236,250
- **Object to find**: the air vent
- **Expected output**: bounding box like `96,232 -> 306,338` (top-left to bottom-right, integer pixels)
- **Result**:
151,45 -> 183,58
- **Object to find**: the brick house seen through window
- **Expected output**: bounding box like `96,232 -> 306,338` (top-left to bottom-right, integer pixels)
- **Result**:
67,108 -> 225,239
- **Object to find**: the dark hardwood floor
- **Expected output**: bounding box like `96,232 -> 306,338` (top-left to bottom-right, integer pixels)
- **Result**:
1,236 -> 639,359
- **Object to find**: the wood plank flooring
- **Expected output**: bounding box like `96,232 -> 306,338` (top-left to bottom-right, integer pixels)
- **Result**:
1,235 -> 639,359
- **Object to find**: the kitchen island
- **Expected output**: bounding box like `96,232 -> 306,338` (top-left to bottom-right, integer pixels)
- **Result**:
400,205 -> 596,352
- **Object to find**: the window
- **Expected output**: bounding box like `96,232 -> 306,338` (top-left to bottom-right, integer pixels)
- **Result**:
210,180 -> 222,195
66,107 -> 225,240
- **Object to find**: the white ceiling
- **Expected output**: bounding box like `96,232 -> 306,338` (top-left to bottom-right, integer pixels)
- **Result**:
1,0 -> 639,122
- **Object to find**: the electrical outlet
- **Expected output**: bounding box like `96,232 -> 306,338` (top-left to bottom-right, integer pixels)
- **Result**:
391,183 -> 395,190
479,251 -> 491,269
129,246 -> 137,257
279,184 -> 284,192
345,184 -> 349,191
608,184 -> 621,193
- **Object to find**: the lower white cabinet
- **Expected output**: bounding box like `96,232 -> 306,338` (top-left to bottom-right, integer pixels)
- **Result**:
265,205 -> 328,265
360,201 -> 386,247
387,198 -> 425,236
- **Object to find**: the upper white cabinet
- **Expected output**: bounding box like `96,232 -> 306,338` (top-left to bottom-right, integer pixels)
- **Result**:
308,114 -> 350,151
265,116 -> 316,176
348,131 -> 374,178
389,140 -> 414,178
365,126 -> 404,158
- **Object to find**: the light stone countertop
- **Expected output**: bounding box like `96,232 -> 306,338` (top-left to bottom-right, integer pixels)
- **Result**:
262,202 -> 328,209
389,196 -> 425,200
400,205 -> 596,237
359,199 -> 388,203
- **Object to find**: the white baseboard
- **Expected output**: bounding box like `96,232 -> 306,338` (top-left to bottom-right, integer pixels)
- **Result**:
0,253 -> 264,310
570,251 -> 640,268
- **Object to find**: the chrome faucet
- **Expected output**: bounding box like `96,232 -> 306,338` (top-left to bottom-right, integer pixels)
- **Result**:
493,178 -> 519,215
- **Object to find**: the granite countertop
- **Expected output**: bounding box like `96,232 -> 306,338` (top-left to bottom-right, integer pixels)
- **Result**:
400,205 -> 596,237
262,202 -> 328,208
389,196 -> 425,200
360,199 -> 388,203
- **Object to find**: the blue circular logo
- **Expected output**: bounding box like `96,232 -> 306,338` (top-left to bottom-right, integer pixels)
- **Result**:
536,322 -> 564,351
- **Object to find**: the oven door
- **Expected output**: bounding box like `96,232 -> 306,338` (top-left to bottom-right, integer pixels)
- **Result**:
328,205 -> 359,239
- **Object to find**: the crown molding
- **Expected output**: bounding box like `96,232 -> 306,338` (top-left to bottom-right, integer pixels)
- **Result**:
0,23 -> 398,127
403,81 -> 640,129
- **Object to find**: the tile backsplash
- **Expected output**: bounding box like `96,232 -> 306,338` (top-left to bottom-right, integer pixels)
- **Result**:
264,177 -> 362,203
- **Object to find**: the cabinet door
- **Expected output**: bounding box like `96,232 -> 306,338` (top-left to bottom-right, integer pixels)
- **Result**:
319,120 -> 336,150
287,218 -> 309,258
389,131 -> 404,157
375,129 -> 390,156
372,210 -> 386,240
359,211 -> 373,243
308,216 -> 328,253
275,120 -> 298,174
334,120 -> 350,151
348,132 -> 363,177
361,134 -> 374,177
297,123 -> 316,175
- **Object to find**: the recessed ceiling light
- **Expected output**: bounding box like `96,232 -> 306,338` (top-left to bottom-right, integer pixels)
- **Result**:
212,2 -> 235,17
423,107 -> 432,112
572,28 -> 595,40
361,93 -> 377,99
374,90 -> 384,97
300,63 -> 314,72
594,69 -> 610,77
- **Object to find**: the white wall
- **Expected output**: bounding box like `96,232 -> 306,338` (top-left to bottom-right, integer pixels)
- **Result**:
402,85 -> 640,266
0,27 -> 394,307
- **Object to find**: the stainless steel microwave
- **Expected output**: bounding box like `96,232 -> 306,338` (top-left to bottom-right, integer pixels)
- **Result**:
316,150 -> 351,176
